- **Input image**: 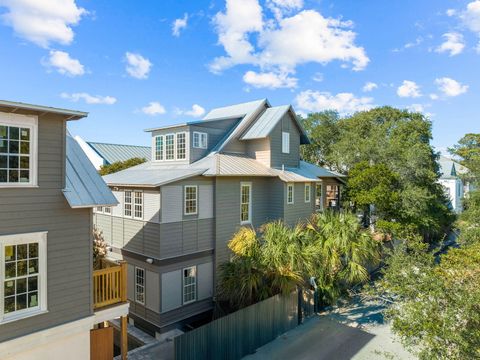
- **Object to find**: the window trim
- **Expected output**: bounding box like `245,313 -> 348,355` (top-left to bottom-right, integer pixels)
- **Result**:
305,183 -> 311,203
282,131 -> 290,154
154,135 -> 164,161
182,266 -> 197,305
0,113 -> 38,188
176,132 -> 187,160
315,183 -> 323,212
164,133 -> 176,161
287,183 -> 294,204
193,132 -> 208,149
184,185 -> 198,216
0,231 -> 48,324
133,190 -> 143,220
134,267 -> 145,305
240,182 -> 252,225
103,206 -> 111,215
124,190 -> 133,218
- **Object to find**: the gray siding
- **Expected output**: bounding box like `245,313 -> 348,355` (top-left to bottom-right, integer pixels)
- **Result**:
0,114 -> 92,342
284,182 -> 315,226
270,112 -> 301,168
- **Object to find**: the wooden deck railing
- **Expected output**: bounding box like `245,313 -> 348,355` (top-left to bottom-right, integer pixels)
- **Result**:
93,261 -> 127,310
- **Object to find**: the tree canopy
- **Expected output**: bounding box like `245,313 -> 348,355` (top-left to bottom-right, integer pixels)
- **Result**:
99,157 -> 146,176
449,133 -> 480,181
301,107 -> 454,241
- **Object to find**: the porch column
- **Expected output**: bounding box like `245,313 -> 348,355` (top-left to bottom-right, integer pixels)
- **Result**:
120,260 -> 128,360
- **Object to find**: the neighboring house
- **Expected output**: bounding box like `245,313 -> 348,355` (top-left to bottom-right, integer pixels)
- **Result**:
438,155 -> 472,213
92,99 -> 343,337
0,100 -> 129,360
75,136 -> 150,170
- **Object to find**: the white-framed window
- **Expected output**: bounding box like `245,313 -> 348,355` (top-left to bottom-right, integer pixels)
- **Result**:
315,183 -> 323,211
0,114 -> 38,187
124,190 -> 132,217
133,191 -> 143,219
287,184 -> 294,204
155,135 -> 164,161
176,132 -> 186,160
193,132 -> 207,149
165,134 -> 175,160
95,206 -> 103,213
240,182 -> 252,224
183,266 -> 197,304
305,183 -> 311,203
103,206 -> 111,215
0,232 -> 47,324
282,132 -> 290,154
184,185 -> 198,215
134,267 -> 145,305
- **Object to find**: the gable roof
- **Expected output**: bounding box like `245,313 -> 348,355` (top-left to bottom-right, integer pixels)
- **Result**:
439,155 -> 468,179
64,133 -> 118,208
0,100 -> 87,120
240,105 -> 310,144
87,142 -> 151,165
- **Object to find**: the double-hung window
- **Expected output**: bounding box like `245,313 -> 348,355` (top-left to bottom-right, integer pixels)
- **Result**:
165,134 -> 175,160
183,266 -> 197,304
103,206 -> 111,215
282,132 -> 290,154
305,184 -> 311,203
184,185 -> 198,215
0,114 -> 37,187
176,133 -> 186,160
124,190 -> 132,217
240,182 -> 252,224
193,132 -> 207,149
134,191 -> 143,219
1,232 -> 47,323
287,184 -> 294,204
155,135 -> 164,161
134,267 -> 145,305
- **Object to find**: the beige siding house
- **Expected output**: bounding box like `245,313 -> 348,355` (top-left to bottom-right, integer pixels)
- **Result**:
93,99 -> 343,336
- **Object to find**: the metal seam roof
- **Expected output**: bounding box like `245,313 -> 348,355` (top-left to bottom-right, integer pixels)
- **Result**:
87,142 -> 151,165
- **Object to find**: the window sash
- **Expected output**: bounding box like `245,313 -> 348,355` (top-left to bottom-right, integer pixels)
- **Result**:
134,191 -> 143,219
193,132 -> 207,149
184,186 -> 198,215
176,133 -> 186,160
134,267 -> 145,305
155,136 -> 164,161
124,191 -> 132,217
305,184 -> 311,203
287,184 -> 294,204
282,132 -> 290,154
0,232 -> 47,324
240,183 -> 251,224
165,134 -> 175,160
315,184 -> 323,211
103,206 -> 111,214
182,266 -> 197,304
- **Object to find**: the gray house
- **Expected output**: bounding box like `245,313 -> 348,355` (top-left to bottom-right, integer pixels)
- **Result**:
0,100 -> 128,360
93,99 -> 343,336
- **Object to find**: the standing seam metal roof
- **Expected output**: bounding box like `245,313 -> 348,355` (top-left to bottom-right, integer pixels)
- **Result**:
87,142 -> 151,165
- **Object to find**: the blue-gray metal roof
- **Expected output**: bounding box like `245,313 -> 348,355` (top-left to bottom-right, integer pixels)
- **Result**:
64,134 -> 118,208
240,105 -> 310,144
87,142 -> 150,165
438,155 -> 467,179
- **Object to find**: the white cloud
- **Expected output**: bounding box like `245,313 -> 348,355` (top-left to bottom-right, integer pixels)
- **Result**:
430,93 -> 439,100
172,13 -> 188,37
435,32 -> 465,56
210,0 -> 369,82
362,81 -> 378,92
312,72 -> 323,82
397,80 -> 421,98
435,77 -> 468,97
446,9 -> 456,17
125,52 -> 152,79
243,70 -> 297,88
176,104 -> 206,118
141,102 -> 166,116
460,1 -> 480,33
60,92 -> 116,105
295,90 -> 374,115
407,103 -> 424,112
44,50 -> 84,76
0,0 -> 86,48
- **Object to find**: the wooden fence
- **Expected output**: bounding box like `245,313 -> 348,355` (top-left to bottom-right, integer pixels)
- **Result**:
174,289 -> 317,360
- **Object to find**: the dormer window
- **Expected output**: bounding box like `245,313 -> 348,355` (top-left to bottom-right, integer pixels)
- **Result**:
0,113 -> 37,187
193,132 -> 207,149
165,134 -> 175,160
155,136 -> 164,160
176,133 -> 186,160
154,132 -> 188,161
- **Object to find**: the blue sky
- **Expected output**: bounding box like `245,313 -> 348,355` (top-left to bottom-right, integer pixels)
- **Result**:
0,0 -> 479,152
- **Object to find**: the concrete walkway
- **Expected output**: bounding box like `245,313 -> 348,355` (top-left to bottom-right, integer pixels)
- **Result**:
244,297 -> 415,360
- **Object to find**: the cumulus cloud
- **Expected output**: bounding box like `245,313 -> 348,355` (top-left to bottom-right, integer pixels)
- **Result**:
407,103 -> 425,112
362,82 -> 378,92
295,90 -> 374,115
0,0 -> 86,48
125,52 -> 152,79
60,92 -> 116,105
430,93 -> 439,100
176,104 -> 206,118
460,0 -> 480,33
243,70 -> 297,88
44,50 -> 84,76
211,0 -> 369,88
312,72 -> 323,82
397,80 -> 421,98
172,13 -> 188,37
435,32 -> 465,56
141,102 -> 166,116
435,77 -> 468,97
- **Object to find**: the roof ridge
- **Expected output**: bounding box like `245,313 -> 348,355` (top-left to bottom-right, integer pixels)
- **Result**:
87,141 -> 150,148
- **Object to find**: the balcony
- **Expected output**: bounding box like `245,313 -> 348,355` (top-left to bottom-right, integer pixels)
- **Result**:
93,260 -> 127,310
